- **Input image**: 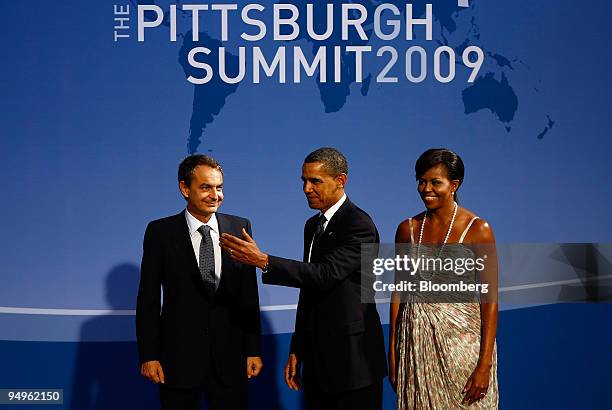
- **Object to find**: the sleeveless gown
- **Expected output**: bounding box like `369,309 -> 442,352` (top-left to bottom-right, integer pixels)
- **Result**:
395,217 -> 499,409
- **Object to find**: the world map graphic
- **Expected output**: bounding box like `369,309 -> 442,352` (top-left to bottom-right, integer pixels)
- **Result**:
138,0 -> 555,153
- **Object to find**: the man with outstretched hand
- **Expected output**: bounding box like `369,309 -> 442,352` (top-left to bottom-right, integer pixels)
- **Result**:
220,147 -> 387,410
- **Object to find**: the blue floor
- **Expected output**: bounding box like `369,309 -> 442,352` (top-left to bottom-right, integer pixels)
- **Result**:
0,303 -> 610,409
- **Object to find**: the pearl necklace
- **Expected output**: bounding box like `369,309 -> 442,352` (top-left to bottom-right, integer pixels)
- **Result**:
417,201 -> 458,257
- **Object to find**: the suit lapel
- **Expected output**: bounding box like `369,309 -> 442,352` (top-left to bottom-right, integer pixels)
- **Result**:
216,213 -> 232,290
177,211 -> 200,274
303,215 -> 319,262
307,198 -> 353,261
322,197 -> 351,237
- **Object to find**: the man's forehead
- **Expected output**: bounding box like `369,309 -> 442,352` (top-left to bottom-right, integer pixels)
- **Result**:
193,165 -> 223,181
302,162 -> 331,177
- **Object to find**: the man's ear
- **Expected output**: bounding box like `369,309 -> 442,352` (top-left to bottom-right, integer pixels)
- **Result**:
336,173 -> 348,189
179,180 -> 189,199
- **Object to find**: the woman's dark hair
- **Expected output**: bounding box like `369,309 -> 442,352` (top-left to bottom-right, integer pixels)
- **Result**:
415,148 -> 465,202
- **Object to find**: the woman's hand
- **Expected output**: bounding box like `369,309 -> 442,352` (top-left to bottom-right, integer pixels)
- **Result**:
462,365 -> 490,405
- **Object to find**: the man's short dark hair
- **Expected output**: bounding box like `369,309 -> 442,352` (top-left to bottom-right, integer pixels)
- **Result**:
304,147 -> 348,176
178,154 -> 223,186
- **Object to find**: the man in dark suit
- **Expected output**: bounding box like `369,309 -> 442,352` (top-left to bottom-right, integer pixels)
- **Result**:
220,147 -> 387,409
136,154 -> 262,410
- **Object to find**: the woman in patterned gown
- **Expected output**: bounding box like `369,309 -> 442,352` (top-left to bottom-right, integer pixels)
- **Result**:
389,148 -> 499,409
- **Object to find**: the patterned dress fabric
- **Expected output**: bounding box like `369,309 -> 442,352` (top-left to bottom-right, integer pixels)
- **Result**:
395,219 -> 499,409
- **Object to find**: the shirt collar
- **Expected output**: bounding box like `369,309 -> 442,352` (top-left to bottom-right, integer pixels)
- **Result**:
322,193 -> 347,223
185,209 -> 219,236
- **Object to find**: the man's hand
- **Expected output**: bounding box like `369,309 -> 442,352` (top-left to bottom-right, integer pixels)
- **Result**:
219,228 -> 268,269
247,356 -> 263,379
284,353 -> 302,391
140,360 -> 165,384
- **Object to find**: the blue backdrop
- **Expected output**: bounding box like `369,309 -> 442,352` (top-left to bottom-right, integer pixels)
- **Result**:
1,0 -> 611,408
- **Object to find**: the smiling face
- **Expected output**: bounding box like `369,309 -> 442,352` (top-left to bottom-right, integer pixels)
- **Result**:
418,164 -> 460,210
301,162 -> 346,213
179,165 -> 224,222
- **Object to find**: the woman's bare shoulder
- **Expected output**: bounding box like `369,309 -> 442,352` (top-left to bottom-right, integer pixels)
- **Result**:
463,215 -> 495,243
396,212 -> 425,242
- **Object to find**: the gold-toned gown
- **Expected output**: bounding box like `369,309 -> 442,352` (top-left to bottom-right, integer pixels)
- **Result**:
395,217 -> 499,409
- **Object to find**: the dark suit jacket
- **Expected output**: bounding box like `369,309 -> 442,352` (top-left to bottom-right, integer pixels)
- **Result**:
136,211 -> 261,388
263,198 -> 387,393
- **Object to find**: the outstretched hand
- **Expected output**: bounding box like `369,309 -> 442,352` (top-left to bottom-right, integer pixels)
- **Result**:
220,228 -> 268,269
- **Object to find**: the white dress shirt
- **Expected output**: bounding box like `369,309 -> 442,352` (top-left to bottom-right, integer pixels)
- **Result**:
308,194 -> 347,262
185,210 -> 222,288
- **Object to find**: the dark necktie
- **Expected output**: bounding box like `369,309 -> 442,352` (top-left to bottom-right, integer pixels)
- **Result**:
197,225 -> 216,294
312,214 -> 327,249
